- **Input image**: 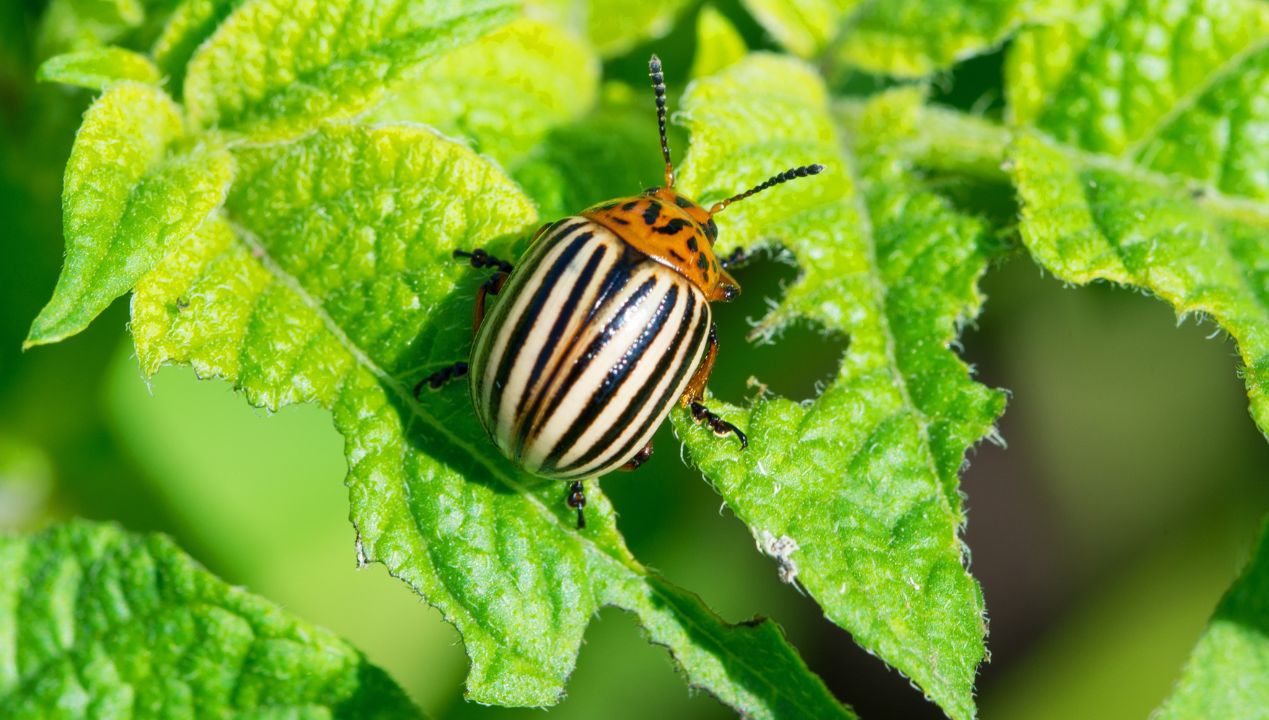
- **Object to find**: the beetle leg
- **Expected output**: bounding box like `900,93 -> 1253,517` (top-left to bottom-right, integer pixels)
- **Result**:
566,480 -> 587,529
620,442 -> 654,471
472,271 -> 508,334
454,247 -> 514,274
690,401 -> 748,450
681,324 -> 719,406
718,247 -> 750,270
412,361 -> 469,397
680,325 -> 748,449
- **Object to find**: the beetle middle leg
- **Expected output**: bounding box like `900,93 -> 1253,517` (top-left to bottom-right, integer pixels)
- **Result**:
680,324 -> 748,449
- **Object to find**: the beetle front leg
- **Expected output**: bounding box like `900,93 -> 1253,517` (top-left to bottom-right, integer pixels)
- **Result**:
680,324 -> 748,449
566,480 -> 587,529
454,247 -> 514,274
718,247 -> 750,270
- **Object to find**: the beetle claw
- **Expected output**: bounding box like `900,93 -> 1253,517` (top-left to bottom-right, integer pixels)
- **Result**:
690,401 -> 748,449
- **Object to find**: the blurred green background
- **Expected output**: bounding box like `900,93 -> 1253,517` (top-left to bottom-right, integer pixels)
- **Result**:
2,1 -> 1267,718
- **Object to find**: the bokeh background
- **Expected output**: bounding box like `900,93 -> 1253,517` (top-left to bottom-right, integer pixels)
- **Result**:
2,1 -> 1267,718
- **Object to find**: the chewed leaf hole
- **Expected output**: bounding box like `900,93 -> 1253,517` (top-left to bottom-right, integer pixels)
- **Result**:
708,247 -> 847,405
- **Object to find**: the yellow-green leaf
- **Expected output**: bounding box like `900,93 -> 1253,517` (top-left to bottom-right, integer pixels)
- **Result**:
36,45 -> 159,89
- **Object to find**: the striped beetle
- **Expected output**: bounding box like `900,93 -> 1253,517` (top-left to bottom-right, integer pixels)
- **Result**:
417,55 -> 824,528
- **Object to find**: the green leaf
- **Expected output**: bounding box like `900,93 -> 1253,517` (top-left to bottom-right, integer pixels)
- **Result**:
369,18 -> 599,169
675,58 -> 1004,720
122,123 -> 849,717
833,0 -> 1027,78
36,46 -> 159,89
182,0 -> 518,140
35,0 -> 144,58
0,520 -> 424,719
529,0 -> 694,58
1004,0 -> 1269,438
150,0 -> 242,94
1156,517 -> 1269,718
740,0 -> 861,57
689,5 -> 747,80
25,83 -> 234,349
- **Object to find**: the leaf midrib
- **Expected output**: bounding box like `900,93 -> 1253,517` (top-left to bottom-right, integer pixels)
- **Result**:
224,218 -> 844,719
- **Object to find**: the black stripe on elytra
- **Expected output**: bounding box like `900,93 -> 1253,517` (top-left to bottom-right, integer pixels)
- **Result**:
653,218 -> 690,235
542,284 -> 680,469
521,276 -> 658,453
513,240 -> 642,451
558,293 -> 705,476
487,224 -> 593,428
513,243 -> 609,424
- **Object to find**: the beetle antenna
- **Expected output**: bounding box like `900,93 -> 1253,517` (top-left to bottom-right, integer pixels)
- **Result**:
708,164 -> 826,215
649,55 -> 674,188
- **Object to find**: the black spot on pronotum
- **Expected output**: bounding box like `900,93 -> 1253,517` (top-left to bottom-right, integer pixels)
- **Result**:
621,201 -> 639,211
674,196 -> 693,209
653,218 -> 690,235
696,253 -> 709,270
642,203 -> 661,226
686,236 -> 698,251
706,218 -> 718,241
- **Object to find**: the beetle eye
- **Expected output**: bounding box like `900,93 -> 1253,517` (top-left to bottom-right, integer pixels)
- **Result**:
643,187 -> 661,195
722,285 -> 739,301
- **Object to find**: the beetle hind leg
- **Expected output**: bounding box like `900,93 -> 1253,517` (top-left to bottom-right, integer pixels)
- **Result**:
620,442 -> 654,471
566,480 -> 587,529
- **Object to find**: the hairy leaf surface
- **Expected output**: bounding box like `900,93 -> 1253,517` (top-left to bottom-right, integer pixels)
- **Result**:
122,124 -> 850,717
529,0 -> 693,57
370,18 -> 599,169
740,0 -> 861,57
1005,0 -> 1269,438
0,521 -> 423,719
1156,518 -> 1269,718
36,45 -> 159,89
182,0 -> 517,139
833,0 -> 1026,78
25,83 -> 233,348
674,57 -> 1004,720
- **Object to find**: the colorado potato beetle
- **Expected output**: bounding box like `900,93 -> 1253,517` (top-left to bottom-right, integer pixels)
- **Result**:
416,55 -> 824,528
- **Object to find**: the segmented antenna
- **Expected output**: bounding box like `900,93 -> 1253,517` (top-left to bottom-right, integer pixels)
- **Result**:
708,164 -> 826,214
649,54 -> 674,187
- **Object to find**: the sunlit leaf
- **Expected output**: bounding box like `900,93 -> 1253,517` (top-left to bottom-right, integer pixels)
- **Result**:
675,57 -> 1005,720
529,0 -> 694,57
740,0 -> 861,57
36,45 -> 159,89
370,18 -> 599,169
1004,0 -> 1269,438
689,5 -> 747,80
123,124 -> 849,717
0,521 -> 424,719
833,0 -> 1026,78
25,83 -> 233,348
182,0 -> 517,140
1156,517 -> 1269,718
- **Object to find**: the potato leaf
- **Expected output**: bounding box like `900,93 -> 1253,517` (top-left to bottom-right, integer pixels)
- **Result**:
674,57 -> 1005,720
1156,517 -> 1269,718
0,521 -> 424,719
25,83 -> 233,348
1005,0 -> 1269,438
36,45 -> 159,89
182,0 -> 517,140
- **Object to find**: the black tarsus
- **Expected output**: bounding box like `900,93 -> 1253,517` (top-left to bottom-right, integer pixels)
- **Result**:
709,164 -> 826,214
718,247 -> 749,270
690,401 -> 748,450
455,247 -> 513,274
566,480 -> 587,529
649,55 -> 674,188
413,361 -> 469,397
